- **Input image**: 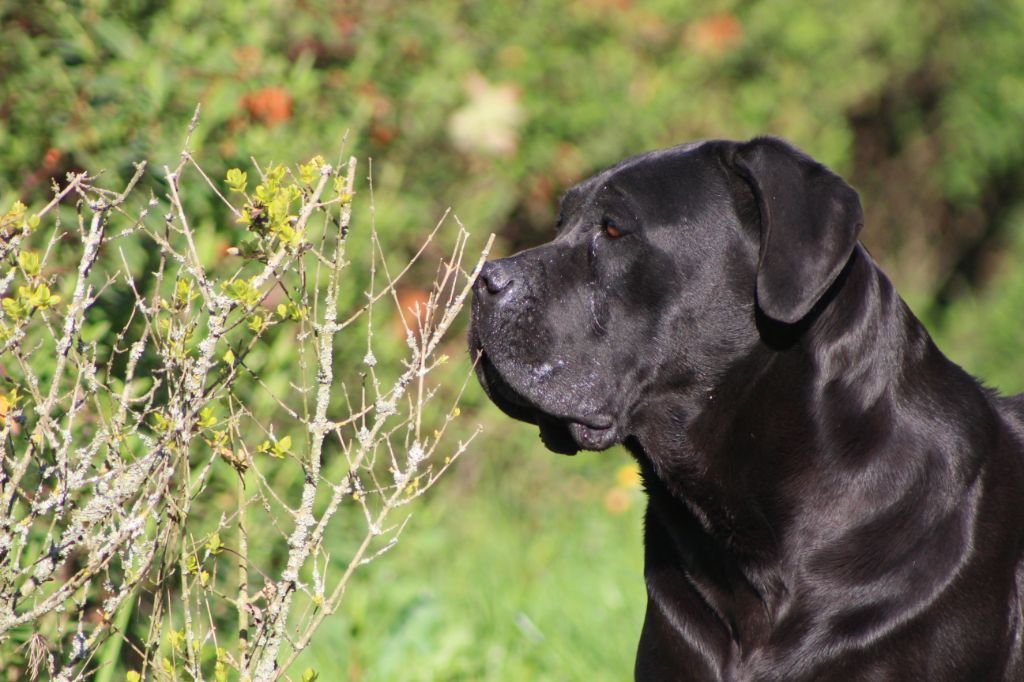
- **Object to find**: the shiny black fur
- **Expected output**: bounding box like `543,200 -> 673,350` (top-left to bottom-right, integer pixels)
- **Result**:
468,137 -> 1024,681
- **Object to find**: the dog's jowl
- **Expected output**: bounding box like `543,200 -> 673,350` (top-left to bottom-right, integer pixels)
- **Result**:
468,137 -> 1024,681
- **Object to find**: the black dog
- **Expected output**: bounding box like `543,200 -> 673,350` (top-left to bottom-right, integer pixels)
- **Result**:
468,137 -> 1024,681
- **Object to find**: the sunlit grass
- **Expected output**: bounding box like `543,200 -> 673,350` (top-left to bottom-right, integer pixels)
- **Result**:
297,409 -> 647,681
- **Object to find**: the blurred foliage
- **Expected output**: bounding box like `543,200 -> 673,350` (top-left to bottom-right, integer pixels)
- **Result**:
933,207 -> 1024,395
2,0 -> 1024,679
296,450 -> 647,681
4,1 -> 1024,275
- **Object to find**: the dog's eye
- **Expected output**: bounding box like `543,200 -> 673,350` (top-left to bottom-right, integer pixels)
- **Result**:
603,220 -> 624,239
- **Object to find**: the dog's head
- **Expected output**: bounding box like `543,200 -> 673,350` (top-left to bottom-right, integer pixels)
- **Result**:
468,137 -> 863,455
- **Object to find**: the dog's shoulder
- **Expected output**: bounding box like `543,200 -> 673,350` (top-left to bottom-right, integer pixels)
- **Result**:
997,392 -> 1024,441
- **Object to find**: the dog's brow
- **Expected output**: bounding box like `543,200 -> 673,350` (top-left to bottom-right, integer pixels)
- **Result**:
559,188 -> 581,212
555,188 -> 583,231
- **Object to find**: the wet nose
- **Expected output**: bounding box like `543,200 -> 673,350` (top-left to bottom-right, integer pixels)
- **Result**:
477,260 -> 515,296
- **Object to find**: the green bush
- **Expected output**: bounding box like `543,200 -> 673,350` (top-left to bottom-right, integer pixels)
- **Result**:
0,124 -> 491,680
5,1 -> 1024,286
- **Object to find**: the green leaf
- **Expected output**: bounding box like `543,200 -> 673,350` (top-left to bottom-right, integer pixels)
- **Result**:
151,412 -> 169,434
168,629 -> 185,652
18,251 -> 40,277
224,277 -> 262,307
2,297 -> 25,322
197,407 -> 217,428
173,279 -> 197,308
226,168 -> 248,194
299,164 -> 316,185
28,284 -> 59,310
205,532 -> 223,555
92,16 -> 142,60
267,165 -> 286,184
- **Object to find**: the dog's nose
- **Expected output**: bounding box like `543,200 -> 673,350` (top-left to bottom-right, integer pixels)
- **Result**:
477,261 -> 514,296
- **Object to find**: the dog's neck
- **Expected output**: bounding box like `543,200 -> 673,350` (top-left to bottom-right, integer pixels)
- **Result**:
626,245 -> 994,660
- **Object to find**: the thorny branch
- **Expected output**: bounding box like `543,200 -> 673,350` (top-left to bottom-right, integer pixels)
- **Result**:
0,123 -> 490,681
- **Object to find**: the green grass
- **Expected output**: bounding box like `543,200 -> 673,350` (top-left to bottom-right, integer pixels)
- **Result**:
296,411 -> 647,681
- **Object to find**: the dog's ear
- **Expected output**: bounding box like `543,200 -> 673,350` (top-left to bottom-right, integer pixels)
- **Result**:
729,136 -> 863,324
